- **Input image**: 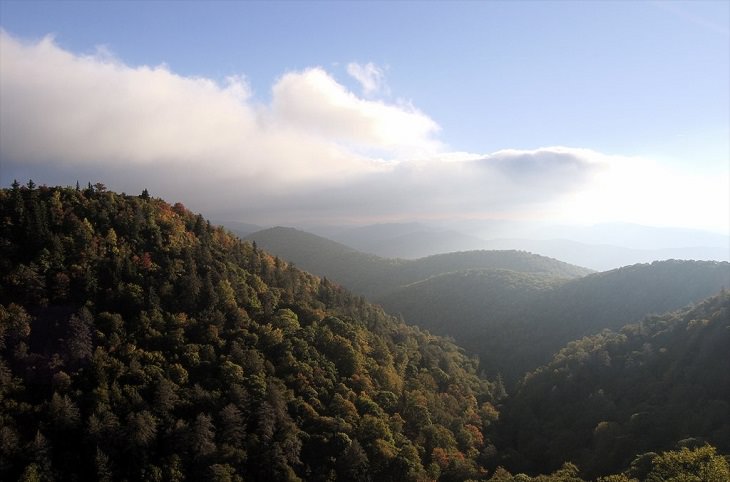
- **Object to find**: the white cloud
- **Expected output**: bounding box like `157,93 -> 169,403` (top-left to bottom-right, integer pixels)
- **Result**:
270,67 -> 440,158
0,31 -> 424,183
346,61 -> 387,95
2,30 -> 724,232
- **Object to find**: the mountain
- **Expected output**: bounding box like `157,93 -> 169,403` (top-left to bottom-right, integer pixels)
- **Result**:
244,226 -> 404,297
399,250 -> 592,281
380,260 -> 730,383
483,237 -> 730,272
245,227 -> 591,298
496,292 -> 730,478
0,183 -> 499,481
312,221 -> 730,270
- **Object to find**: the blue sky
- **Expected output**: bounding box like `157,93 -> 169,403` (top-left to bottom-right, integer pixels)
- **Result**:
1,1 -> 728,232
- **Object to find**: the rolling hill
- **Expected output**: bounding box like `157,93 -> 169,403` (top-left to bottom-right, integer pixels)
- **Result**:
245,226 -> 592,298
379,260 -> 730,382
307,221 -> 730,270
246,226 -> 729,385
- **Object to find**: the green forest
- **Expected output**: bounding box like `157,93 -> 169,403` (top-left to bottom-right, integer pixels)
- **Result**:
1,182 -> 728,481
378,259 -> 730,383
245,226 -> 729,384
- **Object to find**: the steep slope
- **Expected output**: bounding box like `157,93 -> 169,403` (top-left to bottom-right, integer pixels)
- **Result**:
244,226 -> 402,297
496,293 -> 730,479
380,260 -> 730,382
379,269 -> 561,338
246,227 -> 591,298
0,183 -> 499,481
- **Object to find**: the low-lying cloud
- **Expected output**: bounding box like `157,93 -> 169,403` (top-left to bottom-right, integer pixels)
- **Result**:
2,30 -> 722,230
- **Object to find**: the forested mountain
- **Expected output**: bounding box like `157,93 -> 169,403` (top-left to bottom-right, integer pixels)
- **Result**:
496,292 -> 730,479
246,226 -> 728,384
245,227 -> 591,297
399,250 -> 591,282
243,227 -> 404,297
0,183 -> 501,481
1,182 -> 728,482
296,221 -> 729,271
380,260 -> 730,383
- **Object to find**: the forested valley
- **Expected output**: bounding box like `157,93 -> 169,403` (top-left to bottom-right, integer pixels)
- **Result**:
247,227 -> 730,384
1,182 -> 728,481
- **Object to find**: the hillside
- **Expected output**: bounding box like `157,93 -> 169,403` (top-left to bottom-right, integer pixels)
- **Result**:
0,183 -> 500,481
380,260 -> 730,382
496,292 -> 730,479
244,227 -> 403,297
245,227 -> 591,298
379,269 -> 561,337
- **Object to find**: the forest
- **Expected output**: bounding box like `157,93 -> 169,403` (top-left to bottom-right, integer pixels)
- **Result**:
1,182 -> 728,481
246,227 -> 730,383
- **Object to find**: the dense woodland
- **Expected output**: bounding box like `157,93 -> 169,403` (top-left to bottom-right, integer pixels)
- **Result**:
244,227 -> 729,384
379,260 -> 730,383
496,293 -> 730,479
1,182 -> 728,481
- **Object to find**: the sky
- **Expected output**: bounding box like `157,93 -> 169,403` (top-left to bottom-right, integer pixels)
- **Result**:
1,1 -> 728,234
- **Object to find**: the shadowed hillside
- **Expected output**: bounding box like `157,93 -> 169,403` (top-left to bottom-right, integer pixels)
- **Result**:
245,227 -> 592,298
496,292 -> 730,479
379,260 -> 730,383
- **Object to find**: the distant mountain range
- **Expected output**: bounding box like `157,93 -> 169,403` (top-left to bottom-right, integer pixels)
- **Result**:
244,226 -> 591,297
481,237 -> 730,272
228,220 -> 729,271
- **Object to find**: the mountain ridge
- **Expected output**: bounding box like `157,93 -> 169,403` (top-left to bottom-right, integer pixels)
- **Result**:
245,226 -> 593,298
380,259 -> 730,382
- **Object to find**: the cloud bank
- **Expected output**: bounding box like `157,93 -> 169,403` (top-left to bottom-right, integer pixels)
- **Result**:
1,30 -> 724,230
